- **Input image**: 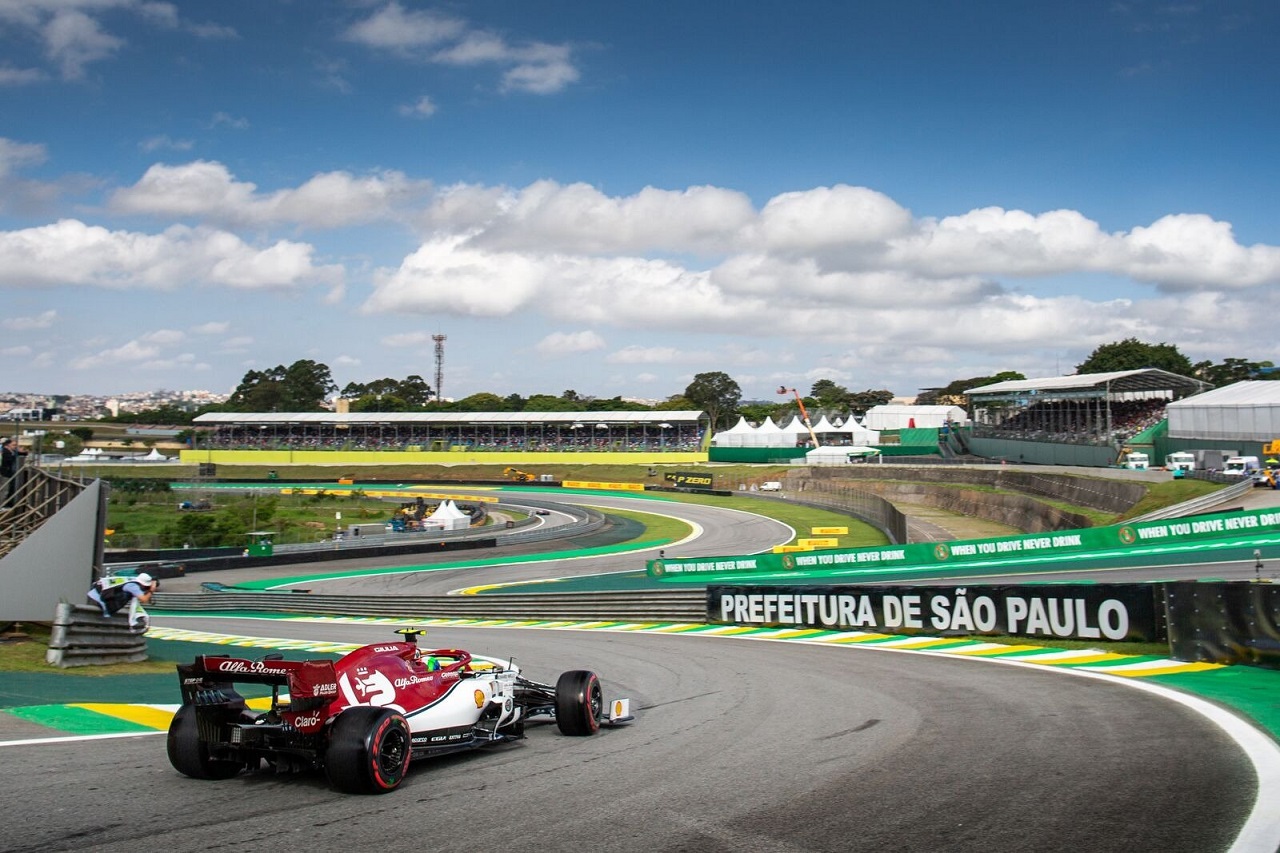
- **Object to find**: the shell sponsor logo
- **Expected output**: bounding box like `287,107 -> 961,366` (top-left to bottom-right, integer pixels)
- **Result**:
614,701 -> 624,718
473,689 -> 486,708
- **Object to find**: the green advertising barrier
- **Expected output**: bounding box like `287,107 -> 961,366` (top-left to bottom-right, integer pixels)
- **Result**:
647,506 -> 1280,581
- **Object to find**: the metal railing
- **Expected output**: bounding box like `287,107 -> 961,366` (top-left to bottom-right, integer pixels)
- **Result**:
153,588 -> 707,623
0,467 -> 89,560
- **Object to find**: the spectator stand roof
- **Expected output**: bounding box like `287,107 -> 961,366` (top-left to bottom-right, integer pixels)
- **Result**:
193,410 -> 707,426
964,369 -> 1209,402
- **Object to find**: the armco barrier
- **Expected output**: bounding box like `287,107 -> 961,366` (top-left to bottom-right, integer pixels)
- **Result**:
46,602 -> 148,667
153,589 -> 706,623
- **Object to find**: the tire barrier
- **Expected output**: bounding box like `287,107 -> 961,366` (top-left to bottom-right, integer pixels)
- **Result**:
153,589 -> 705,623
46,601 -> 148,668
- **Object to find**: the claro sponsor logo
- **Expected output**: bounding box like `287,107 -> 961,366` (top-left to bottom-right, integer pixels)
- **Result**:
215,660 -> 291,676
291,713 -> 322,728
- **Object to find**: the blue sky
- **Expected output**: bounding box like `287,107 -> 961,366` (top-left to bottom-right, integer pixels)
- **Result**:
2,0 -> 1279,404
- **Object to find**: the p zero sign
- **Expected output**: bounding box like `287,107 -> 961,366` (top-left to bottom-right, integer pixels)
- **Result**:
707,583 -> 1162,643
665,471 -> 713,487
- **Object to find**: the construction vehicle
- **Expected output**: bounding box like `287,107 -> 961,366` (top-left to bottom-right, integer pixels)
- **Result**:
777,386 -> 821,448
504,467 -> 535,481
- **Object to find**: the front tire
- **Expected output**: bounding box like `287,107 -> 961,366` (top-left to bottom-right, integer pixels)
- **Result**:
325,706 -> 411,794
555,670 -> 602,736
167,704 -> 243,780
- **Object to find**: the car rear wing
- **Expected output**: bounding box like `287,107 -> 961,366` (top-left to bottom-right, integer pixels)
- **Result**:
177,655 -> 339,712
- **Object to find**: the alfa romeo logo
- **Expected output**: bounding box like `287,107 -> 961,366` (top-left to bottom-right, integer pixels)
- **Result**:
934,543 -> 950,560
1118,526 -> 1136,545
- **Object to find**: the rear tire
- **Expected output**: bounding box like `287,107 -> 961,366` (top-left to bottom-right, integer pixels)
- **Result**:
555,670 -> 602,736
167,704 -> 243,780
325,706 -> 411,794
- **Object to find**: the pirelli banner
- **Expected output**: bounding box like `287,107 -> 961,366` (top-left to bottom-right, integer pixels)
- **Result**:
707,583 -> 1163,643
665,471 -> 714,488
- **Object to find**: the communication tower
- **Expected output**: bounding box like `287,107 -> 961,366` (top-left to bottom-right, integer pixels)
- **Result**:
432,334 -> 446,402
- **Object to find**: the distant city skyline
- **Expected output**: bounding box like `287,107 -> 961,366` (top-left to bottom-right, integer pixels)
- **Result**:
2,1 -> 1279,401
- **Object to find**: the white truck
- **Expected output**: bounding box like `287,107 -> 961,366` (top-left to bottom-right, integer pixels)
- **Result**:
1223,455 -> 1261,477
760,481 -> 782,491
1123,452 -> 1149,471
1165,452 -> 1196,474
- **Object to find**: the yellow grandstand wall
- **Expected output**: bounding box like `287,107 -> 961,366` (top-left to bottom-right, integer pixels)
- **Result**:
179,450 -> 708,466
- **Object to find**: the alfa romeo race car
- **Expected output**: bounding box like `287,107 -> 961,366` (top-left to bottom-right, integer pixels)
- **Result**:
167,628 -> 633,793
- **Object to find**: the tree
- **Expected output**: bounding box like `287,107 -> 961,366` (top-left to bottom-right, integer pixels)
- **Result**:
847,389 -> 895,416
810,379 -> 850,411
228,360 -> 336,412
453,392 -> 509,412
1076,339 -> 1194,376
917,372 -> 1024,406
683,371 -> 742,430
1192,358 -> 1278,386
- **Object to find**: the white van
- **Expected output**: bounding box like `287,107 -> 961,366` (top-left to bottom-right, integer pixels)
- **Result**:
1223,456 -> 1261,477
760,481 -> 782,492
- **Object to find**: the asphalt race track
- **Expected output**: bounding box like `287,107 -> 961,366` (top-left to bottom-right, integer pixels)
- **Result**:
0,617 -> 1259,853
5,485 -> 1278,851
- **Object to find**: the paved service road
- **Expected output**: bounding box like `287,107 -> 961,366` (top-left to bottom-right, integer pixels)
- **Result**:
0,617 -> 1256,853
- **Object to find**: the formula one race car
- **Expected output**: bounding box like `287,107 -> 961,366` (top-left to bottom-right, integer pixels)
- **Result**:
167,628 -> 633,793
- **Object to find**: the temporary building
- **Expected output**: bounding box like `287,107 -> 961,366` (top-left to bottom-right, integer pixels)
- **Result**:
863,405 -> 967,431
805,445 -> 881,465
1166,381 -> 1280,441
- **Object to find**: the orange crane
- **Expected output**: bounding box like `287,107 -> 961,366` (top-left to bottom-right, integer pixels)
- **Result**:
777,386 -> 821,448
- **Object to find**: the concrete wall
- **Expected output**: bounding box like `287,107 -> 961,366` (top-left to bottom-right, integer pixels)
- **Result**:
795,465 -> 1144,513
826,480 -> 1094,533
967,437 -> 1119,467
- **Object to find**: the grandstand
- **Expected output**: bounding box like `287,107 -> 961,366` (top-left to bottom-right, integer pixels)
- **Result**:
963,369 -> 1210,466
186,410 -> 710,465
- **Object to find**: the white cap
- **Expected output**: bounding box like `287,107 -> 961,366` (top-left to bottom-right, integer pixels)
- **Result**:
134,572 -> 154,586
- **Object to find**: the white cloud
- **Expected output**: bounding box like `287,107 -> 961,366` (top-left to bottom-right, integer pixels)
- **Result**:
43,9 -> 124,79
398,96 -> 437,118
382,331 -> 432,347
606,346 -> 686,365
210,112 -> 249,129
139,135 -> 194,153
0,138 -> 47,177
333,354 -> 361,366
536,330 -> 606,356
0,1 -> 233,80
1,309 -> 57,331
1,345 -> 33,357
343,3 -> 466,50
110,160 -> 433,228
0,219 -> 342,291
0,65 -> 45,85
69,339 -> 161,370
344,3 -> 580,95
141,328 -> 183,345
191,321 -> 228,335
